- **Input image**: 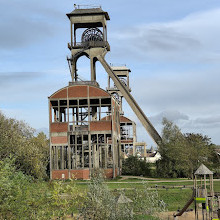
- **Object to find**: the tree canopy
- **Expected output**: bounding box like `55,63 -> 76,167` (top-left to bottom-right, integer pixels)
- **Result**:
0,112 -> 49,179
156,118 -> 218,178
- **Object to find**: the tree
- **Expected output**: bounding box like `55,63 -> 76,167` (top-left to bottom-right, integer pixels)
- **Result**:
156,118 -> 189,178
156,118 -> 218,178
185,133 -> 218,174
122,156 -> 151,177
0,111 -> 49,179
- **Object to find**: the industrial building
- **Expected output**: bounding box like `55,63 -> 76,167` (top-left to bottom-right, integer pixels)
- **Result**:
49,5 -> 161,180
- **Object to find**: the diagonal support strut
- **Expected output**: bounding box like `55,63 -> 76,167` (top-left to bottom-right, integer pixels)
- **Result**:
97,54 -> 162,146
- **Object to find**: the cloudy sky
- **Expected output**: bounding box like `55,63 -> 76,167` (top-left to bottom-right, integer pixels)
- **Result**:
1,0 -> 220,147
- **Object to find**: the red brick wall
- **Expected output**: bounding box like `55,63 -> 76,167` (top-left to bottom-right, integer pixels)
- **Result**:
120,116 -> 132,123
70,169 -> 90,180
101,116 -> 111,121
52,170 -> 69,179
68,86 -> 87,98
89,86 -> 109,97
52,169 -> 118,180
51,88 -> 67,99
51,136 -> 68,144
90,121 -> 111,131
121,139 -> 133,143
104,168 -> 113,178
50,123 -> 68,133
50,85 -> 111,100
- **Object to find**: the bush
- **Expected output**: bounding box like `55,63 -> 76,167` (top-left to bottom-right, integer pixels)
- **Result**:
132,182 -> 166,217
80,170 -> 166,220
122,156 -> 151,177
0,157 -> 33,219
80,170 -> 133,220
0,158 -> 85,219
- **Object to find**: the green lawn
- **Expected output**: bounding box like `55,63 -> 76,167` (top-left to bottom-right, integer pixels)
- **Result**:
70,177 -> 220,212
3,176 -> 218,219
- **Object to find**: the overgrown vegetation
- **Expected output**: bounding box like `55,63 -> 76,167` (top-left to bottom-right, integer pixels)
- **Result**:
79,170 -> 166,220
0,112 -> 49,179
0,157 -> 85,219
0,112 -> 219,219
80,170 -> 133,219
0,160 -> 166,219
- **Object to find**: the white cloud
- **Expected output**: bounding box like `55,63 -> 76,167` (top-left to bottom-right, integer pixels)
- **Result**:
110,8 -> 220,62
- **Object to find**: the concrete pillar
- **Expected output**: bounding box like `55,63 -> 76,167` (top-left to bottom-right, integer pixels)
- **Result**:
75,135 -> 77,169
132,122 -> 136,156
92,107 -> 97,121
50,145 -> 52,179
82,136 -> 84,169
90,57 -> 96,81
133,144 -> 136,156
105,145 -> 107,168
55,146 -> 58,169
89,134 -> 92,170
61,146 -> 64,169
71,22 -> 73,47
144,143 -> 147,157
73,61 -> 78,82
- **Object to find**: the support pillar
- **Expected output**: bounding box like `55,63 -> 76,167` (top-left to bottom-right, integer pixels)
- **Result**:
144,143 -> 147,157
90,57 -> 96,81
89,134 -> 92,170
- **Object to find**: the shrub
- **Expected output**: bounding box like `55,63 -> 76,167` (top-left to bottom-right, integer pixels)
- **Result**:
132,182 -> 166,217
79,170 -> 133,220
80,170 -> 166,220
0,157 -> 33,219
122,156 -> 151,176
0,157 -> 85,219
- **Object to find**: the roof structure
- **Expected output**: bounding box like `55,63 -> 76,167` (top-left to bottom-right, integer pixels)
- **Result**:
111,66 -> 131,72
194,164 -> 213,175
116,194 -> 133,204
66,8 -> 110,20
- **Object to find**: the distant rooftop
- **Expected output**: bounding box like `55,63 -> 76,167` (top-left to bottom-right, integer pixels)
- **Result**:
67,5 -> 110,20
111,66 -> 131,72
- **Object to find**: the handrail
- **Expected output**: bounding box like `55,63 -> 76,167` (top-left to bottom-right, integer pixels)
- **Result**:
68,41 -> 109,49
74,4 -> 101,10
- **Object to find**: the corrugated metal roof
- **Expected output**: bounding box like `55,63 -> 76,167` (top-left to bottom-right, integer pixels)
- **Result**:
194,164 -> 213,175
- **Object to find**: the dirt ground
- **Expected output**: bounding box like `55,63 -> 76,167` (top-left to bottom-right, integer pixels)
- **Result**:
159,210 -> 209,220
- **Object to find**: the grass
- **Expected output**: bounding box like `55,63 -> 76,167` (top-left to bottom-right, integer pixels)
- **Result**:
22,177 -> 218,218
158,189 -> 193,211
118,177 -> 189,182
70,177 -> 220,213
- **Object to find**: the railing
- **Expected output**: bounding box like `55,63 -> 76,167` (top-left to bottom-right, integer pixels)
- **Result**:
68,41 -> 110,50
69,81 -> 99,87
110,63 -> 127,67
73,4 -> 101,9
